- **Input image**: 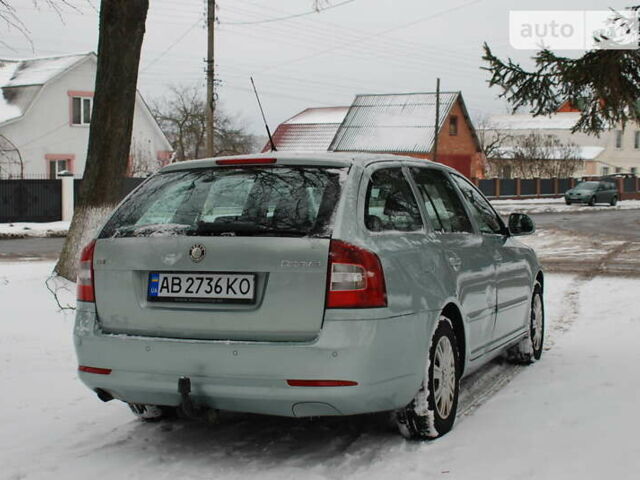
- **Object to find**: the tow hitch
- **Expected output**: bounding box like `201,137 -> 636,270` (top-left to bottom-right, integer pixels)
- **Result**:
178,376 -> 219,423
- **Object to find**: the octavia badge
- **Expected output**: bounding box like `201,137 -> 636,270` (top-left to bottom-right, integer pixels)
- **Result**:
189,244 -> 206,263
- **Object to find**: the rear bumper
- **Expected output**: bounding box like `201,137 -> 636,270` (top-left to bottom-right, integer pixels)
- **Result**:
74,303 -> 434,417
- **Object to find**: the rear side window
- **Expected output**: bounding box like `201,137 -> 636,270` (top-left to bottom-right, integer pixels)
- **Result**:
100,167 -> 344,238
364,168 -> 423,232
451,173 -> 504,235
410,168 -> 473,233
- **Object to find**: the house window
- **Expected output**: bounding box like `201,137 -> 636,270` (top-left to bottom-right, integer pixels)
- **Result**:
602,166 -> 610,176
49,159 -> 69,179
634,131 -> 640,149
631,167 -> 637,175
449,116 -> 458,136
615,130 -> 623,149
615,167 -> 622,173
72,97 -> 92,125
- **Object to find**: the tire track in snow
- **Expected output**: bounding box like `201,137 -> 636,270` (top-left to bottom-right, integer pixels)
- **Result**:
457,239 -> 632,420
457,272 -> 586,420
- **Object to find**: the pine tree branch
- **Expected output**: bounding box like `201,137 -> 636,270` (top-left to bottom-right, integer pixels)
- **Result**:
482,20 -> 640,136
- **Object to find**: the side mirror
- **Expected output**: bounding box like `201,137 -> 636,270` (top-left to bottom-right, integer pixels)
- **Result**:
508,213 -> 535,236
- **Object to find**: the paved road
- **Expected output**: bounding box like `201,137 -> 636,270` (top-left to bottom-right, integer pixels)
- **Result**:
528,209 -> 640,276
0,237 -> 65,260
531,209 -> 640,241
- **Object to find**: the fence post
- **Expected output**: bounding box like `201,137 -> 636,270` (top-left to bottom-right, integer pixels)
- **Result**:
495,178 -> 501,198
535,178 -> 541,198
59,171 -> 74,222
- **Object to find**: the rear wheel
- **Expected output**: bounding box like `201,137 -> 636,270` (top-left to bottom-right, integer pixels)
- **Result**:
395,317 -> 460,440
588,196 -> 596,206
610,196 -> 618,206
508,283 -> 544,364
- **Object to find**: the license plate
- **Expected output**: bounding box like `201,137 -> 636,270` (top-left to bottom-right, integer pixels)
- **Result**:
148,272 -> 256,303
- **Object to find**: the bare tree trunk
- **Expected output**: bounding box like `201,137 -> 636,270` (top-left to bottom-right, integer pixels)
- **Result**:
55,0 -> 149,280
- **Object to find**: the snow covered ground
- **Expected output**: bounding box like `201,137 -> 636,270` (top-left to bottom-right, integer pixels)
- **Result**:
492,198 -> 640,216
0,221 -> 69,239
1,262 -> 639,479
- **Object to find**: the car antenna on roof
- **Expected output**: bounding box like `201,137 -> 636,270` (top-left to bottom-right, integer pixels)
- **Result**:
250,76 -> 277,152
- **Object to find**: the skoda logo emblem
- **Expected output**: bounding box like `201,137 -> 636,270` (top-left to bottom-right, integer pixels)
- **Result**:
189,244 -> 206,263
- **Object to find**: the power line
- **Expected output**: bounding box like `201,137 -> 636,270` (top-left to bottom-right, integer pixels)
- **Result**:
140,17 -> 202,73
219,0 -> 356,25
256,0 -> 486,73
226,0 -> 479,63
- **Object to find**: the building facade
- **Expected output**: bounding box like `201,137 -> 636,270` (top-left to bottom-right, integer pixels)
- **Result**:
0,53 -> 172,179
486,104 -> 640,177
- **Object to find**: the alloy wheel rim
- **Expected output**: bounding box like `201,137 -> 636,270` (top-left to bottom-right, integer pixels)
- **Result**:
433,336 -> 456,419
532,295 -> 543,351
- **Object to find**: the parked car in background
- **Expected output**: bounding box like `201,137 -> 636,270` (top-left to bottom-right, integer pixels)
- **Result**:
564,180 -> 618,206
74,153 -> 544,440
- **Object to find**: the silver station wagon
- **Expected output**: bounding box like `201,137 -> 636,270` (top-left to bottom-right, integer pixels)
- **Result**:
74,153 -> 544,440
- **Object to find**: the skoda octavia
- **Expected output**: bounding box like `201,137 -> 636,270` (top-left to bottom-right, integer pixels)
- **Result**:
74,153 -> 544,439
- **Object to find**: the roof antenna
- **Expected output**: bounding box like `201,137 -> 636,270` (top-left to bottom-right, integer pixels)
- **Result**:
250,76 -> 277,152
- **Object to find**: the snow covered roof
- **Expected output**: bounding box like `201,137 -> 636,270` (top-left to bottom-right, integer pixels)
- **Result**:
0,53 -> 92,125
264,107 -> 349,152
284,106 -> 349,125
494,145 -> 604,160
329,92 -> 460,153
488,112 -> 582,131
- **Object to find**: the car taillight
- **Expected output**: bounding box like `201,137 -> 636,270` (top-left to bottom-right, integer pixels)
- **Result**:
326,240 -> 387,308
287,379 -> 358,387
77,239 -> 96,303
78,365 -> 111,375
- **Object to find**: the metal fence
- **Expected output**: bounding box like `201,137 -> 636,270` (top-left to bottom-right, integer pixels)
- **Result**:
0,177 -> 145,223
2,175 -> 639,223
0,179 -> 62,223
73,177 -> 145,205
473,176 -> 640,200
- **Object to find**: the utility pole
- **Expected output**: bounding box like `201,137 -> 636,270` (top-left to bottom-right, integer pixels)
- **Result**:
433,77 -> 440,163
206,0 -> 215,157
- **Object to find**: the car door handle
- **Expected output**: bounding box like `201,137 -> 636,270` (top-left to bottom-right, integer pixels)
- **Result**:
448,254 -> 462,271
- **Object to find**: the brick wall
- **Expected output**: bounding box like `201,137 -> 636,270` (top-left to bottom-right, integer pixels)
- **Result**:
436,100 -> 478,156
399,100 -> 485,178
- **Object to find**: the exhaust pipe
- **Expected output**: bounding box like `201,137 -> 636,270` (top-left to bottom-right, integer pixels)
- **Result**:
95,388 -> 114,402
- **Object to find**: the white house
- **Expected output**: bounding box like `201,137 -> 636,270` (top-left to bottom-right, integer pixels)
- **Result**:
487,103 -> 640,177
0,52 -> 172,179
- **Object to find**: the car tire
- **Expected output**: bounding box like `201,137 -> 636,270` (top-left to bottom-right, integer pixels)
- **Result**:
128,403 -> 176,421
507,282 -> 544,364
395,316 -> 460,440
610,196 -> 618,206
565,199 -> 572,205
588,196 -> 596,206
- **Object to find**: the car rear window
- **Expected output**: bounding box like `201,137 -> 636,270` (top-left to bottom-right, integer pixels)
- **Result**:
99,166 -> 346,238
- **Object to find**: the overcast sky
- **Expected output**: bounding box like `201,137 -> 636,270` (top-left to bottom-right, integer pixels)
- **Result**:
0,0 -> 631,135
